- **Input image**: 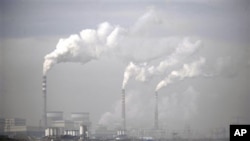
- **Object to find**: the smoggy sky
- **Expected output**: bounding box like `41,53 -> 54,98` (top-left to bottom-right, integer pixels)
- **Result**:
1,0 -> 250,136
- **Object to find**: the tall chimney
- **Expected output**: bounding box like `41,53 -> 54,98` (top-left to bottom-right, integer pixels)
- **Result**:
42,75 -> 47,128
121,89 -> 126,131
154,91 -> 158,129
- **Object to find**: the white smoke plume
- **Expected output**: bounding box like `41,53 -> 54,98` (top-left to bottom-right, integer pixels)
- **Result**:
43,9 -> 169,76
122,38 -> 202,89
155,57 -> 206,91
43,22 -> 125,75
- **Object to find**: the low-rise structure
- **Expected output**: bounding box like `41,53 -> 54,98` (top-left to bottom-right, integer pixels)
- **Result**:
0,117 -> 43,137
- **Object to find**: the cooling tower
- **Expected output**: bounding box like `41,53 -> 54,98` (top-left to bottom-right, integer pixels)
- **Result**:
122,89 -> 126,131
42,75 -> 47,128
154,91 -> 158,129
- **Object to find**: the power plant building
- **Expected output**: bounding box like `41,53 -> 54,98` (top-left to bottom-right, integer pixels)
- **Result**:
2,118 -> 26,133
46,111 -> 71,135
71,112 -> 91,129
0,118 -> 42,136
42,111 -> 91,138
46,111 -> 63,127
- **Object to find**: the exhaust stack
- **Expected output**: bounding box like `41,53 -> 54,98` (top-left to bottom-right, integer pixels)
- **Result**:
121,89 -> 126,131
42,75 -> 47,128
154,91 -> 158,129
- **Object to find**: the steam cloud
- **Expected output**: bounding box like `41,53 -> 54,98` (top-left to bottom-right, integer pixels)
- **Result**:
43,9 -> 222,129
43,9 -> 165,75
122,38 -> 202,89
96,8 -> 248,130
155,57 -> 206,91
43,22 -> 125,75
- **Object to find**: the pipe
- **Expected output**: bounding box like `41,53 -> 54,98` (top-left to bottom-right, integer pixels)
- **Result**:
154,91 -> 158,129
42,75 -> 47,128
122,89 -> 126,131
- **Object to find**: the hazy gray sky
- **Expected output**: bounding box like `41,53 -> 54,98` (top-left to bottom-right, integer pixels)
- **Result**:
1,0 -> 250,136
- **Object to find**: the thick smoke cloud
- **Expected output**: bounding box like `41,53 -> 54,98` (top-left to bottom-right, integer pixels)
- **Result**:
122,38 -> 202,89
44,9 -> 200,76
155,57 -> 206,91
43,9 -> 167,75
43,22 -> 125,75
43,8 -> 240,130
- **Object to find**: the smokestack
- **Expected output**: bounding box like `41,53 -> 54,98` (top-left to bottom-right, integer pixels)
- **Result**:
154,91 -> 158,129
121,89 -> 126,131
42,75 -> 47,128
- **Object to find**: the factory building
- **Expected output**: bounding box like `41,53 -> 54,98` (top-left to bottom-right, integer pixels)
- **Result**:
44,119 -> 83,138
0,117 -> 43,137
2,118 -> 26,134
71,112 -> 91,130
43,111 -> 91,139
51,120 -> 74,130
46,111 -> 63,128
46,111 -> 74,136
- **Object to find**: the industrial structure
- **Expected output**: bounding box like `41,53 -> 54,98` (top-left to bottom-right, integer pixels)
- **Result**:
0,117 -> 42,137
42,111 -> 91,141
42,75 -> 47,129
46,111 -> 63,126
41,74 -> 91,140
154,91 -> 159,129
37,67 -> 230,141
121,89 -> 126,132
71,112 -> 91,130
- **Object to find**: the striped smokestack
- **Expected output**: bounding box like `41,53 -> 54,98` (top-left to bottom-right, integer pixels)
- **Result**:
122,89 -> 126,131
154,91 -> 158,129
42,75 -> 47,128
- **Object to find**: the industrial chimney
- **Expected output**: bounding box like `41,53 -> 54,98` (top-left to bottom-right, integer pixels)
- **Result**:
154,91 -> 158,129
42,75 -> 47,128
121,89 -> 126,131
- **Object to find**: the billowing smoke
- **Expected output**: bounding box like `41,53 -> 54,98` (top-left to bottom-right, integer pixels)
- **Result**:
122,38 -> 202,89
43,9 -> 169,75
122,62 -> 148,89
155,57 -> 206,91
43,22 -> 125,75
